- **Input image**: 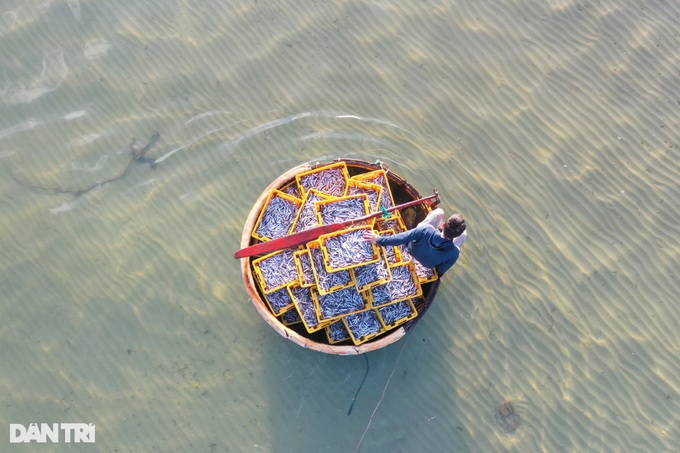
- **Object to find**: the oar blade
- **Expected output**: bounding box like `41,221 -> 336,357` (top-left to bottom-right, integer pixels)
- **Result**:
233,223 -> 347,258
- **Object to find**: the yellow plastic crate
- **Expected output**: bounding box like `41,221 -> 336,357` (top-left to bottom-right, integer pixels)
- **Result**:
352,248 -> 392,292
375,210 -> 407,233
325,320 -> 351,344
360,289 -> 373,307
252,189 -> 302,242
263,285 -> 296,316
413,259 -> 439,283
347,179 -> 383,213
288,286 -> 331,334
342,308 -> 387,345
280,306 -> 303,326
349,168 -> 395,209
376,229 -> 403,264
411,295 -> 427,313
313,285 -> 368,323
252,249 -> 299,294
289,189 -> 333,234
314,193 -> 371,226
377,299 -> 418,330
295,162 -> 349,198
370,260 -> 422,306
308,240 -> 356,295
279,179 -> 302,199
293,249 -> 316,287
399,247 -> 439,283
318,225 -> 380,273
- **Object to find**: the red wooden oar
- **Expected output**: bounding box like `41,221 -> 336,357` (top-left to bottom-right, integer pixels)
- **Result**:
234,189 -> 440,259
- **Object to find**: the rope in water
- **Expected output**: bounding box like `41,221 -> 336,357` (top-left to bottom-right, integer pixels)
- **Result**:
353,329 -> 414,453
346,354 -> 370,416
11,132 -> 159,197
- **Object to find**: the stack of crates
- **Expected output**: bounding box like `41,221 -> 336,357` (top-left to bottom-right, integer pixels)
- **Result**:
250,162 -> 436,345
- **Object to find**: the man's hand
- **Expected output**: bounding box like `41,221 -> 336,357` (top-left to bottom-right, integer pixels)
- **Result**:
363,230 -> 379,244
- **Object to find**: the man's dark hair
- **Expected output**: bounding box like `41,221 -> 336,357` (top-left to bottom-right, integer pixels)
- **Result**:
443,214 -> 466,239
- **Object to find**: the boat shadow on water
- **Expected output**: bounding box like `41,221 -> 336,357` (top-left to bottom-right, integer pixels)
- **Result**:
257,308 -> 473,452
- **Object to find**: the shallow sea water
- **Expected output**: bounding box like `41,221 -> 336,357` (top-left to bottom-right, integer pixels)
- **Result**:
1,1 -> 679,452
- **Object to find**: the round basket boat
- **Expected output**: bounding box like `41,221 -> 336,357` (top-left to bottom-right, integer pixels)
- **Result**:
239,158 -> 440,355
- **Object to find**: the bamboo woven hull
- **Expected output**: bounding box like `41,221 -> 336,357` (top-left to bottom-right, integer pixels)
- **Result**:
239,159 -> 440,355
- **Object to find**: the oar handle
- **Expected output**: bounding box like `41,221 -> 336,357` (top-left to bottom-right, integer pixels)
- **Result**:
385,188 -> 438,213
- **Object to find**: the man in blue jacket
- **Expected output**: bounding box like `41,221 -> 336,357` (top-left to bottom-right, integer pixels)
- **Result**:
363,208 -> 467,277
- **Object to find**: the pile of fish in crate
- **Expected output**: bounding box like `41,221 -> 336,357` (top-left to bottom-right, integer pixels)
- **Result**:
251,162 -> 438,345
